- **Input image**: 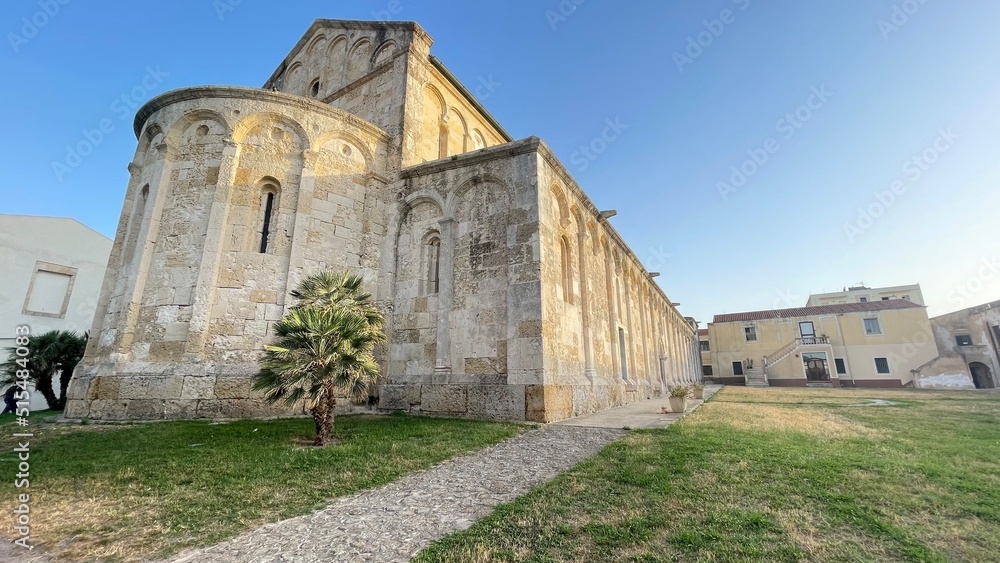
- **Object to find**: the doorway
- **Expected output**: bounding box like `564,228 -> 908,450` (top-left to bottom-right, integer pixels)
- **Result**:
802,352 -> 830,382
969,362 -> 995,389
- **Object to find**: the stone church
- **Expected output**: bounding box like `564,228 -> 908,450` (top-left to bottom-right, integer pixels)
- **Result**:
64,19 -> 701,423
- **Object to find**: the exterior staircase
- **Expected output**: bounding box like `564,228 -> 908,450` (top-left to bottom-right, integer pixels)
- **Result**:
744,367 -> 768,387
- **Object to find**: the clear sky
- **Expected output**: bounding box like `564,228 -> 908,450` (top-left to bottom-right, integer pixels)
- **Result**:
3,0 -> 998,325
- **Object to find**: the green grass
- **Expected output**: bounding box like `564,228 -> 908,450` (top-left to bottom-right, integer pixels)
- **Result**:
415,387 -> 1000,562
0,411 -> 524,561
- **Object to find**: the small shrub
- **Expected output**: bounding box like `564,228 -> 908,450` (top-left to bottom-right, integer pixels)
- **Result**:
670,386 -> 690,398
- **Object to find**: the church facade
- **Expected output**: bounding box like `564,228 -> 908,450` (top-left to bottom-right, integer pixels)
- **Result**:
64,20 -> 701,423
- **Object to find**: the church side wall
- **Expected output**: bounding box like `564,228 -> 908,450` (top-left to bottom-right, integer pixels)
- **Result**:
535,151 -> 699,422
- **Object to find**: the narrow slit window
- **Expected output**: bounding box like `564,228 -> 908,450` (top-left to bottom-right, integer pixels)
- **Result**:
427,237 -> 441,294
259,192 -> 275,253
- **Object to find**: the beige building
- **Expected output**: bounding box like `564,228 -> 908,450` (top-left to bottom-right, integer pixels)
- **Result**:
913,300 -> 1000,389
0,215 -> 112,410
698,328 -> 712,378
806,283 -> 924,307
708,300 -> 939,387
64,19 -> 700,423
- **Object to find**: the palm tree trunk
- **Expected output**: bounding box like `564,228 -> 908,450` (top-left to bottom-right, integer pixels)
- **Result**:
312,384 -> 337,446
34,370 -> 59,411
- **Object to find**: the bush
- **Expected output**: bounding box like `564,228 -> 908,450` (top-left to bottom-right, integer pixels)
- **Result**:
670,385 -> 690,398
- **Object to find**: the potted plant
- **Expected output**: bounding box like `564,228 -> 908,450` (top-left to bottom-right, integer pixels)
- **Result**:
692,383 -> 705,400
668,385 -> 689,413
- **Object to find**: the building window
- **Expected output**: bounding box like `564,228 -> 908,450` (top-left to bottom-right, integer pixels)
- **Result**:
560,236 -> 573,304
700,341 -> 710,352
618,327 -> 628,381
309,78 -> 321,98
835,358 -> 847,375
874,357 -> 890,374
859,297 -> 868,303
881,297 -> 890,301
732,361 -> 744,376
744,325 -> 757,342
425,234 -> 441,294
799,321 -> 815,338
23,262 -> 78,319
703,365 -> 713,376
863,317 -> 881,335
955,335 -> 973,346
902,295 -> 910,301
259,192 -> 276,253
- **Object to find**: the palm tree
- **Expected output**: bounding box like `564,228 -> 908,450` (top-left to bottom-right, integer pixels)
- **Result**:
290,271 -> 385,336
253,272 -> 385,446
1,330 -> 88,411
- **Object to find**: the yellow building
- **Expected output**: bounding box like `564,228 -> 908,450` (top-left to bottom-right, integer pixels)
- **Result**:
708,300 -> 938,387
698,328 -> 712,378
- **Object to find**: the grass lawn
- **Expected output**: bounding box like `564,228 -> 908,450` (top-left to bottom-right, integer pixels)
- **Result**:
0,411 -> 525,562
416,387 -> 1000,562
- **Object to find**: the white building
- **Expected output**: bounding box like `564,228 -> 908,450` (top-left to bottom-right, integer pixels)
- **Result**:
806,283 -> 924,307
0,215 -> 112,411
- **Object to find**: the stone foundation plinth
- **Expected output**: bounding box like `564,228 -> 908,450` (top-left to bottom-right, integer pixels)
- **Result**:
64,371 -> 304,420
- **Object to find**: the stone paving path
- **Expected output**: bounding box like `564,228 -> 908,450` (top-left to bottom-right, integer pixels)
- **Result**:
166,425 -> 627,563
557,384 -> 722,429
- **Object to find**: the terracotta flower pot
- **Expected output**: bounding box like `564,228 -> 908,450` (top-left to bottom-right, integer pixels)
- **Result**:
668,396 -> 687,413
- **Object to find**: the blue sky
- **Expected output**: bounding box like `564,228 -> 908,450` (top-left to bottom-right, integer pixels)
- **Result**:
3,0 -> 998,325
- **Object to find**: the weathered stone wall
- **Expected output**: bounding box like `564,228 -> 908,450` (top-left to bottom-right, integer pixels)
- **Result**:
407,60 -> 508,165
65,87 -> 390,420
378,139 -> 543,421
929,301 -> 1000,388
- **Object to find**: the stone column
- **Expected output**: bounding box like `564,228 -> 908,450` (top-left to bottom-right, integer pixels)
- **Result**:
577,229 -> 595,383
283,149 -> 319,296
118,141 -> 173,357
434,217 -> 456,377
185,139 -> 241,356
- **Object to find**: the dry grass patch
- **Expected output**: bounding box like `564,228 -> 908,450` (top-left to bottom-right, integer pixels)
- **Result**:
688,401 -> 879,438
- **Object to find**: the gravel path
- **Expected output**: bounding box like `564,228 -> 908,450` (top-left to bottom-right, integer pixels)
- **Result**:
166,425 -> 626,563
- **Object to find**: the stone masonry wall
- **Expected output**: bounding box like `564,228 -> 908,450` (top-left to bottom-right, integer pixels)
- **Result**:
65,87 -> 390,420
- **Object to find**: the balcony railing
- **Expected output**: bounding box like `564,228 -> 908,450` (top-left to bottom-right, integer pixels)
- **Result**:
797,336 -> 830,345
